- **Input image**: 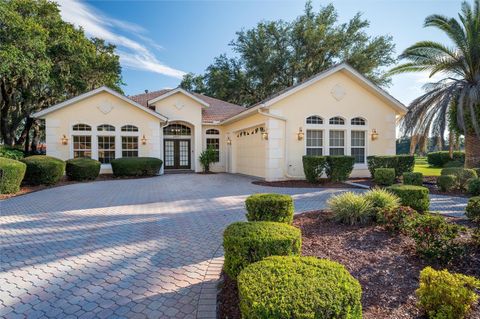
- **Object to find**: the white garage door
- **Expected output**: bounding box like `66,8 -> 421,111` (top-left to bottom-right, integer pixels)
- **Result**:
235,126 -> 266,178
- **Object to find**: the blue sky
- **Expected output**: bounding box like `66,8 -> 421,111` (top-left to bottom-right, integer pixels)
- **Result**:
58,0 -> 461,105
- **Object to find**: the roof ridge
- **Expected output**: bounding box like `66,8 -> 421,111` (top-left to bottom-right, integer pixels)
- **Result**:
128,89 -> 171,98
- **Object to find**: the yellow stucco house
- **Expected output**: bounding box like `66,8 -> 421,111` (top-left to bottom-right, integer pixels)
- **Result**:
33,63 -> 407,181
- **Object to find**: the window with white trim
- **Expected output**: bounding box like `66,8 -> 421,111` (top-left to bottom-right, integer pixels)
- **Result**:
73,136 -> 91,158
73,124 -> 91,131
164,124 -> 191,135
206,129 -> 220,135
306,130 -> 323,156
329,117 -> 345,125
122,136 -> 138,157
351,117 -> 366,126
206,138 -> 220,162
329,130 -> 345,155
98,136 -> 115,163
121,125 -> 138,132
306,116 -> 323,124
351,131 -> 366,163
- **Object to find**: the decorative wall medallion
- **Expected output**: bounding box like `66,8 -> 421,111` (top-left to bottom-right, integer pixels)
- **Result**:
98,103 -> 113,114
331,84 -> 346,101
174,100 -> 184,110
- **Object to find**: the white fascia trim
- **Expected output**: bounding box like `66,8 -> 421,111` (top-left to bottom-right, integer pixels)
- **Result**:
262,63 -> 408,114
219,104 -> 267,125
147,88 -> 210,107
32,86 -> 168,121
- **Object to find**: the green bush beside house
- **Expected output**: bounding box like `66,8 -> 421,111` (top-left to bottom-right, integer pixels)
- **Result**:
427,151 -> 465,167
373,168 -> 396,186
367,155 -> 414,178
22,155 -> 65,186
302,155 -> 326,183
66,158 -> 101,181
403,172 -> 423,186
325,156 -> 355,182
111,157 -> 163,176
0,157 -> 26,194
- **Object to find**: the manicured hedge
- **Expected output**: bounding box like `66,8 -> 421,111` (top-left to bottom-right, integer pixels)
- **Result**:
111,157 -> 163,176
467,178 -> 480,196
237,256 -> 362,319
0,157 -> 26,194
387,184 -> 430,212
374,168 -> 396,186
403,172 -> 423,186
223,222 -> 301,279
66,158 -> 101,181
441,167 -> 477,189
466,196 -> 480,223
22,155 -> 65,186
427,151 -> 465,167
245,193 -> 294,224
437,175 -> 457,192
325,156 -> 355,182
367,155 -> 414,178
0,146 -> 24,160
302,156 -> 326,183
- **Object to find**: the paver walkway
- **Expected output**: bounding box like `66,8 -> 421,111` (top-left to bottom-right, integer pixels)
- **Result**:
0,173 -> 468,318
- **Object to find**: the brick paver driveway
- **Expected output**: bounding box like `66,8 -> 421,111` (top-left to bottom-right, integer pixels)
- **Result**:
0,173 -> 468,318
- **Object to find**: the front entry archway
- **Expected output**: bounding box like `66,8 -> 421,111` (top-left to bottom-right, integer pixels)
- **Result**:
164,139 -> 191,169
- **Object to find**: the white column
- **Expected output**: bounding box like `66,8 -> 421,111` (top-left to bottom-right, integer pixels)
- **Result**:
265,118 -> 286,181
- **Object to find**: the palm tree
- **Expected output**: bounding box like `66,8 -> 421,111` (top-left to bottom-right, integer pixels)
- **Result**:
390,0 -> 480,167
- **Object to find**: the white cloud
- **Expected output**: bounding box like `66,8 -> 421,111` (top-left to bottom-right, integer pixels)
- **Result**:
56,0 -> 185,79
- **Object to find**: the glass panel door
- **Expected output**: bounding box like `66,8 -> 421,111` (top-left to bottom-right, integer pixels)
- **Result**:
179,140 -> 190,168
164,139 -> 190,169
164,140 -> 175,168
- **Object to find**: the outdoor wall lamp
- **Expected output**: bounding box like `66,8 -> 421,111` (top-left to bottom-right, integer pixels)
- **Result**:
261,131 -> 269,140
371,129 -> 379,141
61,134 -> 68,145
297,127 -> 304,141
141,134 -> 147,145
226,137 -> 232,145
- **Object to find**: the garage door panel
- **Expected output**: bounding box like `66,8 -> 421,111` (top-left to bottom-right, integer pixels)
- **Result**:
235,126 -> 266,178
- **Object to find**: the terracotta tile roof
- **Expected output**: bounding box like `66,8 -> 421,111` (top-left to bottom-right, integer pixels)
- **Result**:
128,89 -> 246,123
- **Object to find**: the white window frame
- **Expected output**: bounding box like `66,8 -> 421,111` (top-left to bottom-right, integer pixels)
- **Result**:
205,128 -> 221,162
328,129 -> 346,156
351,130 -> 367,164
72,135 -> 92,158
305,129 -> 324,156
121,136 -> 139,158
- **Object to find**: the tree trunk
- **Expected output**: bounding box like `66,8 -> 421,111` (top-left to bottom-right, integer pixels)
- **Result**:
30,123 -> 40,153
464,132 -> 480,168
409,135 -> 418,155
449,132 -> 454,159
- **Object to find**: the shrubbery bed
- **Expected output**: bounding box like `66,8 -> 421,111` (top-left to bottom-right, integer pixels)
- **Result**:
66,158 -> 101,181
22,155 -> 65,185
111,157 -> 163,176
0,157 -> 26,194
245,193 -> 294,224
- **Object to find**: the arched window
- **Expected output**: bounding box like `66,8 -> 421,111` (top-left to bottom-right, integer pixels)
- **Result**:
306,115 -> 323,124
164,123 -> 191,136
206,129 -> 220,135
351,117 -> 366,126
121,125 -> 139,132
97,124 -> 115,132
329,117 -> 345,125
72,124 -> 91,131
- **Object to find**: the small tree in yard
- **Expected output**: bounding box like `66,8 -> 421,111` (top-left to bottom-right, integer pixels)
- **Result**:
199,146 -> 216,173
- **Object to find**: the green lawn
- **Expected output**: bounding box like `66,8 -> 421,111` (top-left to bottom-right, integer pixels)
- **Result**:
413,156 -> 441,176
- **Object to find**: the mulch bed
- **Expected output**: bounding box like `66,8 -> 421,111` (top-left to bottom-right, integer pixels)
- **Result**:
218,211 -> 480,319
252,178 -> 361,188
0,174 -> 154,200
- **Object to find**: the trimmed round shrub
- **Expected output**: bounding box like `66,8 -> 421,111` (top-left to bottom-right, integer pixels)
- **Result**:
437,175 -> 457,192
374,168 -> 396,186
223,222 -> 301,278
111,157 -> 163,176
245,193 -> 294,224
302,155 -> 326,183
441,167 -> 463,176
0,157 -> 26,194
378,206 -> 418,233
325,156 -> 355,182
66,158 -> 101,181
327,192 -> 373,225
386,184 -> 430,212
403,172 -> 423,186
237,256 -> 362,319
427,151 -> 465,167
465,196 -> 480,223
364,188 -> 400,214
441,167 -> 477,189
467,178 -> 480,196
22,155 -> 65,186
417,267 -> 480,319
396,155 -> 415,177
